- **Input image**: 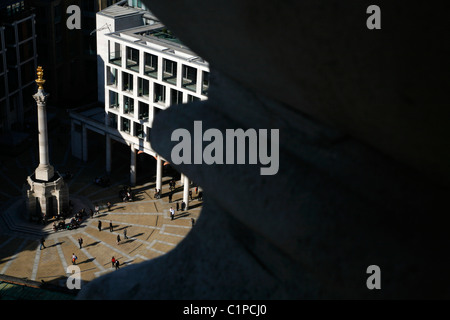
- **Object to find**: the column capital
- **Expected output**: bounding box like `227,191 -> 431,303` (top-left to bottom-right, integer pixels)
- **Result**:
33,89 -> 49,106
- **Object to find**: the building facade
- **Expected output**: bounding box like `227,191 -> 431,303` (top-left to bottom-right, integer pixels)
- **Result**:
29,0 -> 124,107
0,0 -> 38,134
70,2 -> 209,207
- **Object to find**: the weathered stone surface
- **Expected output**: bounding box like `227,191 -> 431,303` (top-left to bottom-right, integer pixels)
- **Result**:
78,1 -> 449,299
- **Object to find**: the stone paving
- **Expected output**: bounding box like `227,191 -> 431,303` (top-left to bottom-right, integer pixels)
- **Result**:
0,110 -> 201,289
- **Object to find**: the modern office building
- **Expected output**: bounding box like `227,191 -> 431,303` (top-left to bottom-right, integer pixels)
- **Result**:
0,0 -> 38,135
69,2 -> 209,208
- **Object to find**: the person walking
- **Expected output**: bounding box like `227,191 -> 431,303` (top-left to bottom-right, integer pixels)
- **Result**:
109,221 -> 113,232
39,237 -> 46,250
94,204 -> 99,215
107,201 -> 111,212
181,201 -> 186,211
111,256 -> 116,268
191,218 -> 196,227
98,220 -> 102,231
117,234 -> 121,245
170,207 -> 175,220
72,253 -> 78,265
123,228 -> 128,240
78,237 -> 83,249
115,259 -> 120,270
168,192 -> 172,203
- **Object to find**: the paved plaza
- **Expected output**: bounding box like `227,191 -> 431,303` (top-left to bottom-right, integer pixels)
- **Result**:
0,110 -> 201,290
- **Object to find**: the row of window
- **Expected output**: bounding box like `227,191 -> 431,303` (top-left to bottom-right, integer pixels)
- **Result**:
108,112 -> 151,141
108,78 -> 200,112
108,42 -> 209,94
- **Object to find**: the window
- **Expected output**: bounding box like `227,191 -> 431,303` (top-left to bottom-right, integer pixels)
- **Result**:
144,53 -> 158,78
18,19 -> 33,42
123,96 -> 134,115
146,127 -> 151,142
107,67 -> 117,87
154,83 -> 166,104
108,112 -> 117,129
134,122 -> 144,139
138,102 -> 149,120
109,42 -> 121,66
126,46 -> 139,72
109,91 -> 119,109
162,58 -> 177,84
20,60 -> 35,84
19,41 -> 34,62
171,88 -> 183,105
187,94 -> 200,103
122,71 -> 133,92
182,65 -> 197,91
202,71 -> 209,95
121,117 -> 130,133
138,77 -> 149,97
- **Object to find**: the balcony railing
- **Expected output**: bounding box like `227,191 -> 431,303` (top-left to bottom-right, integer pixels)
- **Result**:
182,78 -> 197,92
109,51 -> 122,66
126,58 -> 139,73
163,72 -> 177,85
144,65 -> 157,78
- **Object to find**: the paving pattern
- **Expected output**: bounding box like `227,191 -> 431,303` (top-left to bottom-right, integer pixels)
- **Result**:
0,111 -> 201,289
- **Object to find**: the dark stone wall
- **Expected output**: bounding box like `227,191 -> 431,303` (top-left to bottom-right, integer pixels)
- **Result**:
78,1 -> 450,299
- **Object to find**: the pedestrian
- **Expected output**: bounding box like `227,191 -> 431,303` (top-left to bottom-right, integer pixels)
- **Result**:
40,237 -> 46,250
90,209 -> 94,218
191,218 -> 196,227
72,253 -> 77,265
111,256 -> 116,268
98,220 -> 102,231
170,207 -> 175,220
168,192 -> 172,203
181,201 -> 186,211
189,190 -> 193,200
107,201 -> 111,212
195,186 -> 198,194
78,237 -> 83,249
115,259 -> 120,270
124,228 -> 128,240
94,204 -> 99,215
109,221 -> 113,232
117,234 -> 121,245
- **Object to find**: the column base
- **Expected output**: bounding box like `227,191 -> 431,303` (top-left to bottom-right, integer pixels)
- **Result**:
35,164 -> 54,182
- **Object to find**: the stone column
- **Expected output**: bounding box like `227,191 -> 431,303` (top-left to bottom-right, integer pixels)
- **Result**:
183,174 -> 189,210
180,173 -> 185,186
33,67 -> 54,182
156,154 -> 162,191
106,134 -> 112,174
130,143 -> 136,186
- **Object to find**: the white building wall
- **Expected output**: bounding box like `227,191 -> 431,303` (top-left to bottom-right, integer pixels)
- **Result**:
96,9 -> 144,103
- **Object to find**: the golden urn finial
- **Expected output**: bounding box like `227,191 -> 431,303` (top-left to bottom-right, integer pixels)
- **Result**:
35,66 -> 45,90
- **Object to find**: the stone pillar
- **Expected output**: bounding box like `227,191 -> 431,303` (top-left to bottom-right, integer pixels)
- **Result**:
33,72 -> 54,181
106,134 -> 112,174
156,154 -> 162,191
82,124 -> 88,162
130,143 -> 136,186
180,173 -> 185,186
183,174 -> 189,210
